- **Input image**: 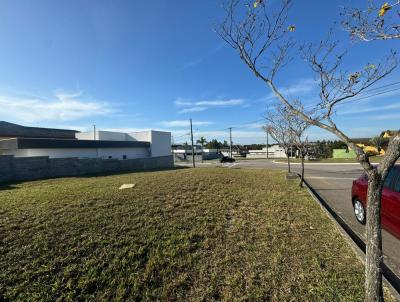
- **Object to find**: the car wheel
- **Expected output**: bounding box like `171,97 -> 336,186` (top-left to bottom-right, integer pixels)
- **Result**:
353,199 -> 366,225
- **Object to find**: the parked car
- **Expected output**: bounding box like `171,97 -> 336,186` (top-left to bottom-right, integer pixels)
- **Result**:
220,156 -> 235,163
351,165 -> 400,239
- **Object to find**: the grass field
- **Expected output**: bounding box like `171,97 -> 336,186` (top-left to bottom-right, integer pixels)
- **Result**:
0,168 -> 393,301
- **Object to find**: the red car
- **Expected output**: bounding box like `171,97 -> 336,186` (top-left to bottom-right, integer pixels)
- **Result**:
351,165 -> 400,239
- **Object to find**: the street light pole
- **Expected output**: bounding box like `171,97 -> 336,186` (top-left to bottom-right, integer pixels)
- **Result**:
229,127 -> 233,158
190,118 -> 195,168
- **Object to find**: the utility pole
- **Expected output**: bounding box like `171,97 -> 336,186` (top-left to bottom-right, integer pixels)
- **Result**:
93,124 -> 98,158
229,127 -> 233,158
190,118 -> 195,168
266,130 -> 269,159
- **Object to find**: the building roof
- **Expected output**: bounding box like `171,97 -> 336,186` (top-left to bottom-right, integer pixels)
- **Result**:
0,121 -> 78,139
0,138 -> 150,150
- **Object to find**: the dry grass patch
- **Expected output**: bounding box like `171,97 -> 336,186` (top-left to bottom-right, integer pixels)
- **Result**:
0,168 -> 393,301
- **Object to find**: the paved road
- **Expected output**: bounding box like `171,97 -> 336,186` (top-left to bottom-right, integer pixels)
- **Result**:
190,159 -> 400,276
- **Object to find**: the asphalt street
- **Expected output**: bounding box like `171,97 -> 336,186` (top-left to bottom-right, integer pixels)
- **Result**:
190,159 -> 400,276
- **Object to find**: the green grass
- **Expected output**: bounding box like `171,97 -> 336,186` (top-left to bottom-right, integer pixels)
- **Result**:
0,168 -> 393,301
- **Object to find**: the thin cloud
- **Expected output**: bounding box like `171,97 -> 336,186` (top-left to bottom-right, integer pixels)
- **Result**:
367,113 -> 400,121
0,91 -> 115,123
257,78 -> 318,103
339,102 -> 400,115
175,97 -> 246,114
179,42 -> 225,71
178,107 -> 208,114
244,123 -> 264,129
180,58 -> 203,71
196,99 -> 244,106
175,98 -> 193,107
160,120 -> 213,128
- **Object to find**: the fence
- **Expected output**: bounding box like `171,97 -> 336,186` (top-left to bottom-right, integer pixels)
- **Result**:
0,155 -> 174,183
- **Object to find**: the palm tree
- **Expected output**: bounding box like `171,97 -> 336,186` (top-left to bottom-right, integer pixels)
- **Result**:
196,136 -> 207,147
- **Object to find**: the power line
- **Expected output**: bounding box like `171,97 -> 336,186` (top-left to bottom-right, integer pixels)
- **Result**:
340,86 -> 400,105
303,85 -> 400,110
173,132 -> 190,139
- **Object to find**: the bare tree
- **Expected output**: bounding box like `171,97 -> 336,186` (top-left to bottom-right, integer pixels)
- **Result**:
264,105 -> 294,174
342,0 -> 400,41
265,101 -> 310,186
285,101 -> 310,187
370,135 -> 389,153
216,1 -> 399,300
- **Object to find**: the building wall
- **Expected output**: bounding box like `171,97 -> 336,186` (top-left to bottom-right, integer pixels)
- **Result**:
76,130 -> 171,158
75,131 -> 97,140
149,131 -> 171,157
0,155 -> 174,183
130,131 -> 171,157
76,131 -> 134,141
247,145 -> 286,158
2,147 -> 149,159
129,131 -> 151,142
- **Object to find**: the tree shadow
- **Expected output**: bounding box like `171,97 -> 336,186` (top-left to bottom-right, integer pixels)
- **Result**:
0,183 -> 20,191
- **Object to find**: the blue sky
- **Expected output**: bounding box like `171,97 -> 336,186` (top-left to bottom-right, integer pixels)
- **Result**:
0,0 -> 398,144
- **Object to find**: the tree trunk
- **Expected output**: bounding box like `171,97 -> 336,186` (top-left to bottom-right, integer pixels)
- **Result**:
299,154 -> 305,187
365,171 -> 384,302
286,153 -> 291,173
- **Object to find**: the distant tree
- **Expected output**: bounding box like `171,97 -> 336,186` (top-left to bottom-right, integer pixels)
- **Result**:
313,140 -> 331,158
264,104 -> 295,174
196,136 -> 207,147
223,140 -> 229,148
370,135 -> 389,153
342,0 -> 400,41
266,101 -> 310,186
244,144 -> 266,150
205,139 -> 223,150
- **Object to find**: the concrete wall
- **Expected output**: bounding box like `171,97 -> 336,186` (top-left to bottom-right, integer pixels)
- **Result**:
129,131 -> 151,142
0,155 -> 174,183
2,147 -> 149,160
130,131 -> 171,157
149,131 -> 171,157
247,145 -> 286,158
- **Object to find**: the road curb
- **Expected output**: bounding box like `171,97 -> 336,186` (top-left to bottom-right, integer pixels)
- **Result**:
301,176 -> 400,300
273,160 -> 380,165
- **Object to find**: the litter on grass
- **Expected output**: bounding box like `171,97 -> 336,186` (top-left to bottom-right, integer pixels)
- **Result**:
119,184 -> 136,190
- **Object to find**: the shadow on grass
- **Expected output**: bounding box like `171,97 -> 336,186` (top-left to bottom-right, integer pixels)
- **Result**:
0,183 -> 20,191
78,165 -> 188,178
0,166 -> 188,187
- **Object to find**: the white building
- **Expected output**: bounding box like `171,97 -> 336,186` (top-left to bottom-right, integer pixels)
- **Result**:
0,122 -> 171,160
247,145 -> 287,159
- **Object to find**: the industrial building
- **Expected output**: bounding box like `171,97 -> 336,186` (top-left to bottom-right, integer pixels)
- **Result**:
0,121 -> 171,160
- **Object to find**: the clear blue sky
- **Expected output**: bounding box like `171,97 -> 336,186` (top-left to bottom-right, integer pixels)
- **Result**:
0,0 -> 398,144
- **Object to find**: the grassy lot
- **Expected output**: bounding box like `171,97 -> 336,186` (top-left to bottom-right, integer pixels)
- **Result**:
274,156 -> 385,164
0,168 -> 393,301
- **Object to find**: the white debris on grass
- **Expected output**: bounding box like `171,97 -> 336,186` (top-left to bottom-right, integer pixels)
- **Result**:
119,184 -> 136,190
